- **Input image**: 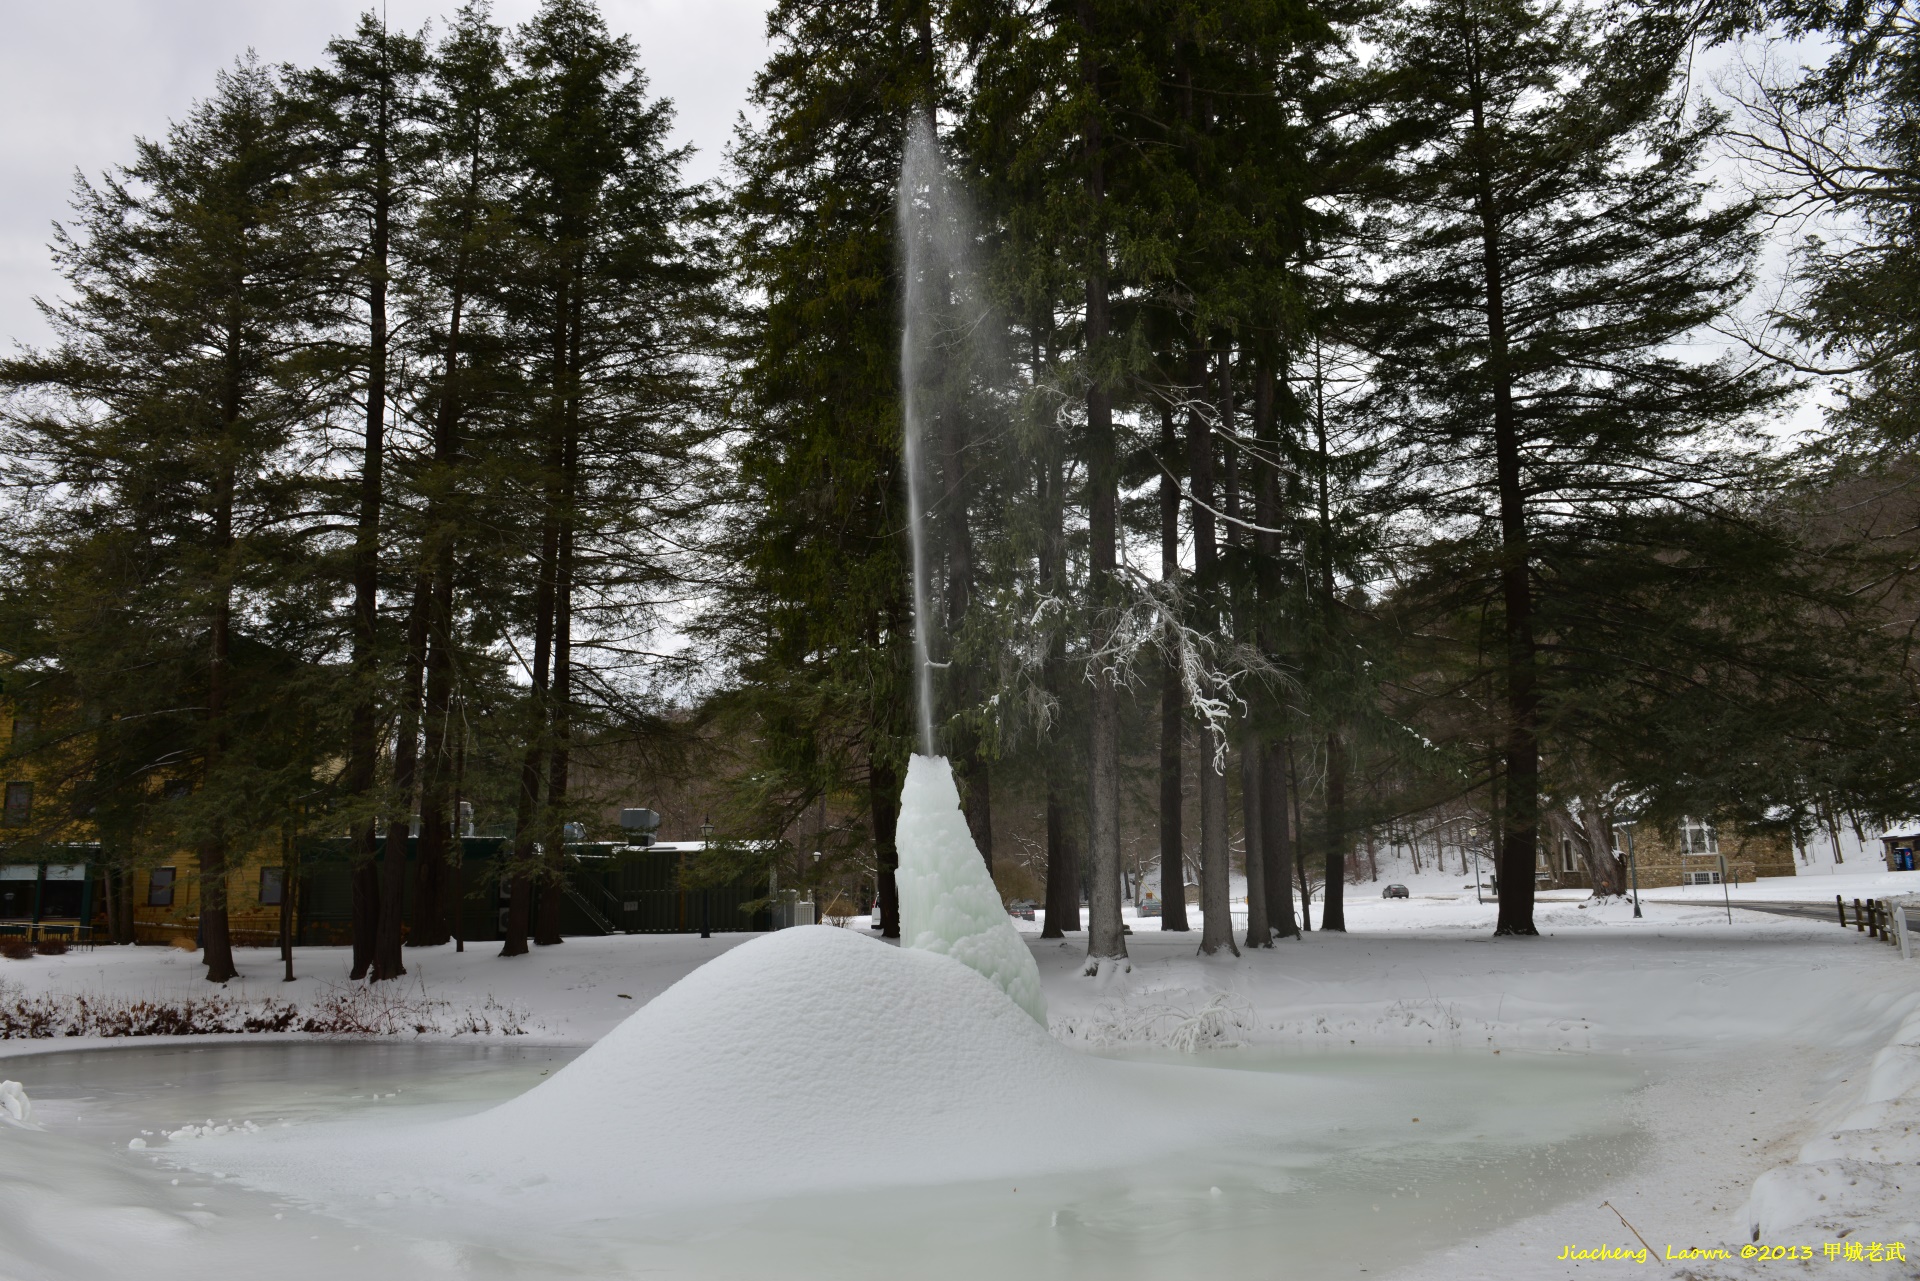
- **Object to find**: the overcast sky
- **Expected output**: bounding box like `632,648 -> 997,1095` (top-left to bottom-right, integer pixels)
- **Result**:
0,0 -> 773,354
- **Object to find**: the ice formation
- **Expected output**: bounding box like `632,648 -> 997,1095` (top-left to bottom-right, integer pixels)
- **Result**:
895,753 -> 1047,1024
0,1080 -> 31,1126
201,926 -> 1292,1219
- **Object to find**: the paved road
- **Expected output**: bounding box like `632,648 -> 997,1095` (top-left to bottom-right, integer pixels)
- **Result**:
1722,899 -> 1849,923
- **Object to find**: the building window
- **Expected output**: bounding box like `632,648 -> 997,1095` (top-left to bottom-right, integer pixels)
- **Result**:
259,867 -> 285,906
147,867 -> 176,907
1679,817 -> 1718,856
1686,870 -> 1723,886
7,716 -> 30,746
1562,837 -> 1577,873
2,782 -> 29,827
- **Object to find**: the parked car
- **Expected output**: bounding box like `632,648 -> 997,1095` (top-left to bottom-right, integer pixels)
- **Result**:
1007,899 -> 1037,921
1382,883 -> 1410,899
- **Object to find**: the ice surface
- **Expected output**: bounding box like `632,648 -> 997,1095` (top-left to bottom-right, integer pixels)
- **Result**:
2,1038 -> 1646,1281
895,753 -> 1046,1024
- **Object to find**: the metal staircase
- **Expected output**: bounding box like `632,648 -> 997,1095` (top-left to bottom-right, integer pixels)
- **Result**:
562,879 -> 622,935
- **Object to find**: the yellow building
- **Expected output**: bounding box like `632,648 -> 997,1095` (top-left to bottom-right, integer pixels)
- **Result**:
3,675 -> 288,947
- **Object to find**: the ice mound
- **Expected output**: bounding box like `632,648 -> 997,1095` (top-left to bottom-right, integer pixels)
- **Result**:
896,753 -> 1046,1024
208,926 -> 1306,1221
0,1080 -> 32,1126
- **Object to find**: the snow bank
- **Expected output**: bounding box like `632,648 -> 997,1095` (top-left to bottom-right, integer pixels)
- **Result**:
204,926 -> 1313,1221
896,753 -> 1046,1024
1741,997 -> 1920,1246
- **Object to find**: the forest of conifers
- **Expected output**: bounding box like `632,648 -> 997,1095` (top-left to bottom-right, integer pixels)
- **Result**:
1,0 -> 1915,982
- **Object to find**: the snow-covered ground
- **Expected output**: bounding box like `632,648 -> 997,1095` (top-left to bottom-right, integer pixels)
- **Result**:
1,883 -> 1916,1279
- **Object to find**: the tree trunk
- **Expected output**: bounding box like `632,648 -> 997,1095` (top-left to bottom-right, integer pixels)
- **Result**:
503,515 -> 557,958
1262,742 -> 1297,936
1186,344 -> 1233,956
350,843 -> 379,979
1250,360 -> 1294,939
1288,740 -> 1312,931
536,290 -> 582,950
1158,397 -> 1189,932
960,758 -> 993,869
1078,1 -> 1125,972
373,577 -> 429,982
279,823 -> 296,981
200,338 -> 241,986
537,514 -> 572,948
870,756 -> 901,939
1241,728 -> 1269,947
1312,361 -> 1347,933
1578,801 -> 1626,896
1469,59 -> 1540,938
199,829 -> 235,982
414,115 -> 484,951
1321,731 -> 1347,931
345,93 -> 394,981
412,480 -> 460,951
1197,744 -> 1237,955
1042,782 -> 1080,936
412,548 -> 455,946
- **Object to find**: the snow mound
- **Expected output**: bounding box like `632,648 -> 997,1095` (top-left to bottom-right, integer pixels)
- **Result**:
0,1080 -> 32,1127
207,926 -> 1299,1220
896,753 -> 1046,1024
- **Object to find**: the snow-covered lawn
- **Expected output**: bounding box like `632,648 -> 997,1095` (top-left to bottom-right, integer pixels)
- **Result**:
1,896 -> 1915,1279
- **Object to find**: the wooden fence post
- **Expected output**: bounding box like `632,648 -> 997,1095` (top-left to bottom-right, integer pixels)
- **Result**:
1855,898 -> 1867,933
1837,894 -> 1847,928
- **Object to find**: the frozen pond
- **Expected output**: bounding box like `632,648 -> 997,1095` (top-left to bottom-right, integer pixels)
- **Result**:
1,1040 -> 1649,1280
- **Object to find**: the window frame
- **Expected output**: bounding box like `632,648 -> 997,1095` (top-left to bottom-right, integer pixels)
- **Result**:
2,780 -> 30,828
1680,817 -> 1719,856
147,866 -> 177,907
259,866 -> 285,907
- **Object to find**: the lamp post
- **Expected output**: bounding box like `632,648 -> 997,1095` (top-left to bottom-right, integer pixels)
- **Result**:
700,818 -> 714,939
1623,822 -> 1642,919
1471,825 -> 1485,905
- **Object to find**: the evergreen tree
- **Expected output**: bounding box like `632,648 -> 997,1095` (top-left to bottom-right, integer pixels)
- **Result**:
287,11 -> 432,982
499,0 -> 717,953
1,58 -> 328,981
401,3 -> 520,950
717,1 -> 940,939
1368,0 -> 1780,933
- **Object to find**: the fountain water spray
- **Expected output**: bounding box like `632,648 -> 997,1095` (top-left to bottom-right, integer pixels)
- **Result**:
893,117 -> 1044,1022
897,117 -> 943,758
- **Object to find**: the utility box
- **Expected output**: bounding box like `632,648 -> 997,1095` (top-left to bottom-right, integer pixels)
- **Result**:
771,890 -> 815,930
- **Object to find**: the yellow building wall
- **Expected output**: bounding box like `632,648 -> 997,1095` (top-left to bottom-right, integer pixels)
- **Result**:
131,842 -> 288,947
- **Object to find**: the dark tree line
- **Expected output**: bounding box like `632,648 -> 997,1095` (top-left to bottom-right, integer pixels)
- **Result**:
1,0 -> 715,983
3,0 -> 1918,985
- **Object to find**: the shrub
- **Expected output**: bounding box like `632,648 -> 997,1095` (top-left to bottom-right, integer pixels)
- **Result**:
32,938 -> 66,956
0,938 -> 32,961
0,977 -> 533,1039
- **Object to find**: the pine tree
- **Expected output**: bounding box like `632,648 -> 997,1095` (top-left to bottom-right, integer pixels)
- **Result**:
1369,0 -> 1779,934
500,0 -> 717,953
718,0 -> 937,939
1,58 -> 328,981
402,3 -> 520,950
288,12 -> 432,982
